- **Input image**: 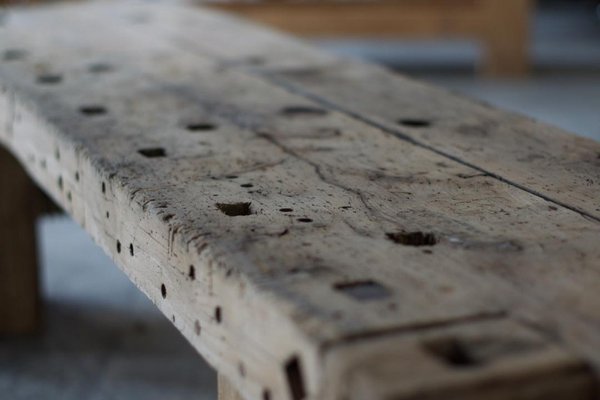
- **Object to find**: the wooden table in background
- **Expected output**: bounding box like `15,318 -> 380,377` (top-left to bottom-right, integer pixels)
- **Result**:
207,0 -> 533,77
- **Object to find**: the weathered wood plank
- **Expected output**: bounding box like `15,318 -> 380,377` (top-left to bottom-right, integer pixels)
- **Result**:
219,374 -> 245,400
323,319 -> 596,400
0,2 -> 598,399
0,146 -> 40,334
137,3 -> 595,219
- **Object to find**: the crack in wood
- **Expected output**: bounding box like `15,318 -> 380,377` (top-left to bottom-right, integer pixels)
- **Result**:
257,71 -> 600,224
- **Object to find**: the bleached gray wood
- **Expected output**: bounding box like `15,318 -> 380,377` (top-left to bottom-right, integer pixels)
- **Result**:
0,1 -> 599,399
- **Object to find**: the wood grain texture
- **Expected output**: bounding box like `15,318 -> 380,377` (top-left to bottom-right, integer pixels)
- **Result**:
219,374 -> 245,400
0,2 -> 598,399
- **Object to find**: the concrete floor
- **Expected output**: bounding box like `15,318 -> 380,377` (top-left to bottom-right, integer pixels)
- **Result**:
1,4 -> 599,400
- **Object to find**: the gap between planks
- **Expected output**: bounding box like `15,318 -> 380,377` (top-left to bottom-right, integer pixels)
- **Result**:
255,71 -> 600,225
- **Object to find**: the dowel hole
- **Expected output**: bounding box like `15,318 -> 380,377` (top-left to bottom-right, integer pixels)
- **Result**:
188,265 -> 196,280
186,122 -> 216,131
36,74 -> 63,85
386,231 -> 438,247
285,356 -> 307,400
334,280 -> 390,301
297,218 -> 312,223
280,208 -> 293,213
262,389 -> 271,400
161,284 -> 167,299
129,243 -> 134,256
79,105 -> 107,116
2,49 -> 26,61
116,240 -> 121,253
397,118 -> 431,128
281,105 -> 328,117
214,306 -> 222,323
423,337 -> 480,368
88,63 -> 113,73
240,183 -> 253,188
138,147 -> 166,158
102,182 -> 106,194
194,320 -> 201,336
217,202 -> 252,216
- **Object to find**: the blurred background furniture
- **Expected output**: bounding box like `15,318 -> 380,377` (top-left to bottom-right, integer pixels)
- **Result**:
0,0 -> 535,76
207,0 -> 534,77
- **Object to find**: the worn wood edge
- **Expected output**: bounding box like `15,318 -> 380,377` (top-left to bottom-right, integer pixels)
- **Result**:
0,81 -> 323,400
320,319 -> 597,400
219,374 -> 245,400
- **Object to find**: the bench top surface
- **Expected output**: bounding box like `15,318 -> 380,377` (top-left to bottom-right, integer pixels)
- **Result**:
2,1 -> 600,399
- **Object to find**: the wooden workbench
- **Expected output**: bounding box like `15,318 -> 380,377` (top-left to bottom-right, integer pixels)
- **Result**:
0,1 -> 599,399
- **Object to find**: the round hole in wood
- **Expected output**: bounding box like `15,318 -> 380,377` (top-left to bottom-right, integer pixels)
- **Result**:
161,284 -> 167,299
2,49 -> 26,61
397,118 -> 431,128
88,63 -> 113,73
186,122 -> 216,131
79,105 -> 107,116
36,74 -> 63,85
280,105 -> 328,117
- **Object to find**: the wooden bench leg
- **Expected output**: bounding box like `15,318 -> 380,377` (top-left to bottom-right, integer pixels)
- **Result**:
481,0 -> 533,77
218,374 -> 244,400
0,147 -> 41,334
